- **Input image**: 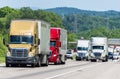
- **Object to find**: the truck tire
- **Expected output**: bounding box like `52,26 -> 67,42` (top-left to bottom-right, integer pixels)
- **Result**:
31,64 -> 35,67
61,61 -> 65,64
11,64 -> 18,67
36,56 -> 41,67
91,59 -> 96,62
44,59 -> 49,66
105,56 -> 108,62
6,63 -> 9,67
31,57 -> 36,67
41,55 -> 49,66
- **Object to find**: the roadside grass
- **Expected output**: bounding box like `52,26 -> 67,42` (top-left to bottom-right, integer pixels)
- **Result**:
0,56 -> 5,63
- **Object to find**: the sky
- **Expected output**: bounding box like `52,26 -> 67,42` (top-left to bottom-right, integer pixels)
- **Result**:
0,0 -> 120,11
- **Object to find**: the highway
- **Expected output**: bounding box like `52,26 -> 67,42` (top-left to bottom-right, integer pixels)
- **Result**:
0,59 -> 120,79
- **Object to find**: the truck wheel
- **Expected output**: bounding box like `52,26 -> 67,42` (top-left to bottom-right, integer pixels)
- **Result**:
11,64 -> 18,67
36,60 -> 41,67
54,62 -> 57,65
61,61 -> 65,64
105,58 -> 108,62
102,60 -> 105,62
31,63 -> 35,67
6,63 -> 9,67
91,59 -> 96,62
44,60 -> 49,66
21,64 -> 26,67
36,56 -> 41,67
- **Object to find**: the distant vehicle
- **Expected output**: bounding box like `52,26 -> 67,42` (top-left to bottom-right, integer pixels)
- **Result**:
48,27 -> 67,64
76,40 -> 89,61
113,53 -> 119,60
108,52 -> 113,60
89,37 -> 108,62
66,49 -> 73,59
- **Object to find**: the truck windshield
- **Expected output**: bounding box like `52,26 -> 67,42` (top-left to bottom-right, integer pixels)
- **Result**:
50,41 -> 56,47
77,47 -> 88,51
10,35 -> 33,44
92,46 -> 104,50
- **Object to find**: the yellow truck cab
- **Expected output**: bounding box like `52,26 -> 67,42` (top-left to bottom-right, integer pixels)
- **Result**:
5,20 -> 50,67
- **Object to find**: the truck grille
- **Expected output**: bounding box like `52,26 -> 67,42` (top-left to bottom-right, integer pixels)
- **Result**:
93,53 -> 101,58
11,48 -> 28,57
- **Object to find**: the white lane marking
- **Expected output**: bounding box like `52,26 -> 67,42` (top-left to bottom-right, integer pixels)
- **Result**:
45,63 -> 102,79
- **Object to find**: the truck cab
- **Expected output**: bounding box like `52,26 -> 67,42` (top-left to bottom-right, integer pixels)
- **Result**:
48,28 -> 67,64
4,20 -> 50,67
76,40 -> 89,61
89,37 -> 108,62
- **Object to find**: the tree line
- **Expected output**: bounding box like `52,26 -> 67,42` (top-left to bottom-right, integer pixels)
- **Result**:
0,6 -> 120,55
0,6 -> 63,56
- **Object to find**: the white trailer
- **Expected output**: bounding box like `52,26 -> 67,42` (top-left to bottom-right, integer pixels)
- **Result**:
89,37 -> 108,62
38,21 -> 50,66
76,40 -> 90,61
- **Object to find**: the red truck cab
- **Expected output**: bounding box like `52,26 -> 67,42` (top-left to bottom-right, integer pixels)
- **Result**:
48,27 -> 67,64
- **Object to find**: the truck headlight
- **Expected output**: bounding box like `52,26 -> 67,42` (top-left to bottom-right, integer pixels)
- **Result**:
53,54 -> 57,57
91,53 -> 94,57
101,53 -> 106,57
28,53 -> 34,57
6,50 -> 11,57
6,52 -> 11,57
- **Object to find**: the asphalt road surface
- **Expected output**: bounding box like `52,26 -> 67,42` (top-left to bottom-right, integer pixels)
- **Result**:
0,59 -> 120,79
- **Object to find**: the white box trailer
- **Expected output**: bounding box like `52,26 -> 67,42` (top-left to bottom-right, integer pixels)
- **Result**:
89,37 -> 108,62
76,40 -> 90,61
38,21 -> 50,65
60,28 -> 67,63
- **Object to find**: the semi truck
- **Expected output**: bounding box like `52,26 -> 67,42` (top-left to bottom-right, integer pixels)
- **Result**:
4,20 -> 50,67
48,27 -> 67,64
76,40 -> 89,61
89,37 -> 108,62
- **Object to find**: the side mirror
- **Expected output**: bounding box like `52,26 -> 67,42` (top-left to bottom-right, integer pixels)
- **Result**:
38,39 -> 40,45
3,38 -> 6,45
74,48 -> 77,52
59,42 -> 61,47
3,38 -> 8,47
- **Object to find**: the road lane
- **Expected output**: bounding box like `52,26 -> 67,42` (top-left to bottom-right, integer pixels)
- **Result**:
0,59 -> 119,79
0,60 -> 90,79
47,60 -> 120,79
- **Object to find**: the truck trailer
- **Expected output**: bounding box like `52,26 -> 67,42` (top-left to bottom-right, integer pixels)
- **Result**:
89,37 -> 108,62
4,20 -> 50,67
48,27 -> 67,64
76,40 -> 89,61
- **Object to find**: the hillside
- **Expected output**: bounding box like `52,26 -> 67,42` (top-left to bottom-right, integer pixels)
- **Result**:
46,7 -> 120,18
46,7 -> 120,32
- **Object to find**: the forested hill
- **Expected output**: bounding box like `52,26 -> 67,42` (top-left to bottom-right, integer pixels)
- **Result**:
46,7 -> 120,18
46,7 -> 120,41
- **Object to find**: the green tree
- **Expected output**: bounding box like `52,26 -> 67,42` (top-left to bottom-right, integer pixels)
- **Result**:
0,6 -> 16,17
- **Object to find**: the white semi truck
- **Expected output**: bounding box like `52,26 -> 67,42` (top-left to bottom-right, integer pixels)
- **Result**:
89,37 -> 108,62
76,40 -> 89,61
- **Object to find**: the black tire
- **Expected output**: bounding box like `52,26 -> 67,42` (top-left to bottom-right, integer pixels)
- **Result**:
54,62 -> 58,65
6,63 -> 9,67
21,64 -> 26,67
91,59 -> 96,62
42,59 -> 49,66
11,64 -> 18,67
102,60 -> 105,62
31,63 -> 35,67
36,56 -> 41,67
61,61 -> 65,64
